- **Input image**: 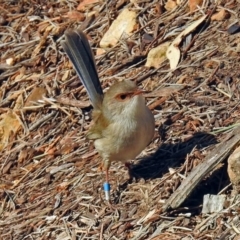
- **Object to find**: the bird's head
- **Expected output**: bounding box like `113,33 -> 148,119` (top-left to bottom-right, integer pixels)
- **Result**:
102,80 -> 146,120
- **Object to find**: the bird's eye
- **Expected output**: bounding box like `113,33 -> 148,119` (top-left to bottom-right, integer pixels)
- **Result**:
120,94 -> 127,100
115,93 -> 131,101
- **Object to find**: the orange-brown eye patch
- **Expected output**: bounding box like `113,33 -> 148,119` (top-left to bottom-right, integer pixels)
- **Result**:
115,92 -> 133,101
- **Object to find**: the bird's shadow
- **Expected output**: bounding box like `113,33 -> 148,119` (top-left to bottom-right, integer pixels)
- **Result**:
130,131 -> 218,180
113,132 -> 232,207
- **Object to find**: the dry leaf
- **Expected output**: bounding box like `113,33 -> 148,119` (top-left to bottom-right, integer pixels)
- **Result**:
38,22 -> 49,33
46,146 -> 57,156
60,141 -> 76,155
67,11 -> 85,21
211,9 -> 229,21
166,15 -> 207,69
77,0 -> 99,11
165,0 -> 177,11
96,48 -> 106,56
0,110 -> 22,151
18,148 -> 37,164
58,131 -> 78,154
100,8 -> 137,48
24,163 -> 38,171
145,85 -> 185,97
56,96 -> 90,108
14,94 -> 24,110
14,73 -> 42,82
62,70 -> 70,81
51,26 -> 61,36
0,183 -> 12,190
24,87 -> 47,108
188,0 -> 203,12
145,42 -> 170,68
2,161 -> 14,174
176,74 -> 188,84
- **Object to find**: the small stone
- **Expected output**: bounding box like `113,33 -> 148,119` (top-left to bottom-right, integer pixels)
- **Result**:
227,24 -> 240,35
6,57 -> 15,66
202,194 -> 226,213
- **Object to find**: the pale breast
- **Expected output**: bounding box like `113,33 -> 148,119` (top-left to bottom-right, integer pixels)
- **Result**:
94,106 -> 154,164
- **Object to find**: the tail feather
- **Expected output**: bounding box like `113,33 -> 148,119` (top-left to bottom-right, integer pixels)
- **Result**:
61,30 -> 103,109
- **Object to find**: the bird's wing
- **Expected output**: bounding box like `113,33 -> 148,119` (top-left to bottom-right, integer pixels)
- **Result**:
86,109 -> 110,140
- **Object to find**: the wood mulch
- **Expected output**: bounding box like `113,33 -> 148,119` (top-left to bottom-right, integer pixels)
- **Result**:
1,0 -> 240,239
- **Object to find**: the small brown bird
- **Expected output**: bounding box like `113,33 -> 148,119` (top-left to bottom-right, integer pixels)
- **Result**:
61,30 -> 155,186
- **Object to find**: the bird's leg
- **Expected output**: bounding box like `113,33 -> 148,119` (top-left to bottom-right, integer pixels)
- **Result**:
99,161 -> 110,182
105,169 -> 109,182
103,160 -> 111,201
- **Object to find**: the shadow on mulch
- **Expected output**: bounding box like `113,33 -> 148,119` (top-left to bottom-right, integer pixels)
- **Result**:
167,164 -> 231,216
179,164 -> 231,213
125,132 -> 231,212
131,131 -> 218,180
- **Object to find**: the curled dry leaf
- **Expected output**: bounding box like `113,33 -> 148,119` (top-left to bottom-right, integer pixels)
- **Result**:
67,10 -> 85,21
188,0 -> 203,12
166,15 -> 207,69
0,110 -> 22,151
24,87 -> 47,108
100,8 -> 137,48
211,9 -> 229,21
145,42 -> 170,69
77,0 -> 99,11
165,0 -> 177,11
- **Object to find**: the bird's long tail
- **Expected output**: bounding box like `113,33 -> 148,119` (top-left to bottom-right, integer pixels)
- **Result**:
61,30 -> 103,109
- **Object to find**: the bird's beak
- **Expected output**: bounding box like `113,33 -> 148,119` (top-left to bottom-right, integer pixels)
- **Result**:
132,89 -> 145,96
